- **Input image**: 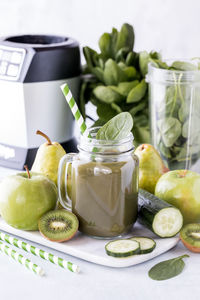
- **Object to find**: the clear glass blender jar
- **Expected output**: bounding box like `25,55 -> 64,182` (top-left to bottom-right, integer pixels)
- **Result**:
147,61 -> 200,170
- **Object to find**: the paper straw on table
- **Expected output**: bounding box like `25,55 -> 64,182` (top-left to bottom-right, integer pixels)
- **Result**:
0,231 -> 80,274
0,241 -> 44,276
61,84 -> 88,135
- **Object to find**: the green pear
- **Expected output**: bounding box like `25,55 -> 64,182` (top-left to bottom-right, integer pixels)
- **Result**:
135,144 -> 169,194
31,130 -> 66,186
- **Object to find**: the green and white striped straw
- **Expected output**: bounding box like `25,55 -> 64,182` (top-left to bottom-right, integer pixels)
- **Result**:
0,231 -> 80,274
0,241 -> 44,276
61,84 -> 88,135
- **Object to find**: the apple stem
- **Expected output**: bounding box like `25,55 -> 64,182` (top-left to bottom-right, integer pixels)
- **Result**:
24,165 -> 31,179
36,130 -> 52,145
179,170 -> 187,178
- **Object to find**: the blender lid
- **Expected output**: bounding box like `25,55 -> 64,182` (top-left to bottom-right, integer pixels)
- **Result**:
0,34 -> 81,82
2,34 -> 79,50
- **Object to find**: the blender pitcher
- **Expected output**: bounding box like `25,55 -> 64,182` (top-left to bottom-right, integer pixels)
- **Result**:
147,60 -> 200,170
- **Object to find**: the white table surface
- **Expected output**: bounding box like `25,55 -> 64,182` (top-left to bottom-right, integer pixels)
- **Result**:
0,166 -> 199,300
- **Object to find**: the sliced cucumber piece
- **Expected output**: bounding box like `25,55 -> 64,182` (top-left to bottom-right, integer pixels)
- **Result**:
152,207 -> 183,238
105,239 -> 140,257
129,237 -> 156,254
138,189 -> 183,237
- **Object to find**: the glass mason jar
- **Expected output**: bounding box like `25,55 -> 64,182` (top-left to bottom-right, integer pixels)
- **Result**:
58,127 -> 139,238
147,61 -> 200,170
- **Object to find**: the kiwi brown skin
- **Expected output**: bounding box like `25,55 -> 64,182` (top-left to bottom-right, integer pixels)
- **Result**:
38,209 -> 79,243
180,237 -> 200,253
180,223 -> 200,253
39,227 -> 78,243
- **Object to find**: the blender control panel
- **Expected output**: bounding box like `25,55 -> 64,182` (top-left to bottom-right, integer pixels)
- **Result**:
0,46 -> 25,81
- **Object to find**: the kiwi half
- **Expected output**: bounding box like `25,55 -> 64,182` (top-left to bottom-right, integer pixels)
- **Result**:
180,223 -> 200,253
38,210 -> 79,242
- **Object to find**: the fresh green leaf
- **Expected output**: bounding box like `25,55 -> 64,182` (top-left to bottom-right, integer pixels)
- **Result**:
110,27 -> 118,58
115,47 -> 130,62
104,59 -> 127,85
96,102 -> 117,122
148,255 -> 189,281
93,67 -> 105,82
129,99 -> 147,116
96,112 -> 133,140
83,47 -> 98,70
159,142 -> 171,158
98,33 -> 111,59
111,80 -> 139,97
123,66 -> 138,80
139,51 -> 150,76
92,119 -> 106,127
111,103 -> 122,113
125,52 -> 135,66
171,61 -> 198,71
93,86 -> 123,103
127,79 -> 147,103
115,23 -> 134,53
158,117 -> 182,147
133,124 -> 150,146
79,82 -> 87,119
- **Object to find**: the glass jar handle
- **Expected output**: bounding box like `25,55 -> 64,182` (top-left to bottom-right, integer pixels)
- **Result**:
57,153 -> 77,211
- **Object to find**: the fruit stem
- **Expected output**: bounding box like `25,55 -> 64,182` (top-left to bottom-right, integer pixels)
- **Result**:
179,170 -> 187,178
24,165 -> 31,179
36,130 -> 52,145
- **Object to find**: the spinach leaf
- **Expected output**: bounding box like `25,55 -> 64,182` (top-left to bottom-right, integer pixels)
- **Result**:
171,61 -> 198,71
127,79 -> 147,103
111,103 -> 122,113
96,102 -> 117,122
115,47 -> 130,63
148,255 -> 189,281
158,117 -> 181,147
126,51 -> 136,66
139,51 -> 150,76
114,80 -> 139,97
96,112 -> 133,140
98,33 -> 111,59
123,66 -> 138,80
115,23 -> 134,53
129,98 -> 146,116
104,59 -> 127,85
93,86 -> 123,103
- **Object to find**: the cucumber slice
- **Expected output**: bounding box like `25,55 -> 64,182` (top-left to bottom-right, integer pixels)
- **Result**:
138,189 -> 183,238
129,237 -> 156,254
105,239 -> 140,257
152,207 -> 183,238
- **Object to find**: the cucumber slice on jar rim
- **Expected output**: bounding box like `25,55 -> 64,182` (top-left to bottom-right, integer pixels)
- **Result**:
129,237 -> 156,254
153,207 -> 183,238
105,239 -> 140,258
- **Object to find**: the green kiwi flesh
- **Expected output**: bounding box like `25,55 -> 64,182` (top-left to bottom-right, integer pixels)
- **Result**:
38,210 -> 79,242
180,223 -> 200,252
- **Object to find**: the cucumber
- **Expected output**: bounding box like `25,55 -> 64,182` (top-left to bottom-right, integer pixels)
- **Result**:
105,239 -> 140,257
138,189 -> 183,238
129,237 -> 156,254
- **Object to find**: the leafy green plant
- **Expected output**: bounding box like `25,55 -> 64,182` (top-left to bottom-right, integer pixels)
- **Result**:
148,254 -> 189,281
81,23 -> 160,145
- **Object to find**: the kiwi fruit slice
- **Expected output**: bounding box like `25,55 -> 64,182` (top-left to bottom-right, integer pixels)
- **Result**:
38,210 -> 79,242
180,223 -> 200,253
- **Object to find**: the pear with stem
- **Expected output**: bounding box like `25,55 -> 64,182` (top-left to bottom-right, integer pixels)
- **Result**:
31,130 -> 66,186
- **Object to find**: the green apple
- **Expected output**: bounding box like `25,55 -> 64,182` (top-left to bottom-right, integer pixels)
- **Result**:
135,144 -> 169,194
155,170 -> 200,224
0,171 -> 57,230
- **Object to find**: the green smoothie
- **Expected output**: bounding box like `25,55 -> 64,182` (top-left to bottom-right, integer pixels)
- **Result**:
71,156 -> 138,237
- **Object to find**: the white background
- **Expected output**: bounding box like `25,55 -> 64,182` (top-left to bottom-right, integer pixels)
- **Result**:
0,1 -> 200,299
0,0 -> 199,60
